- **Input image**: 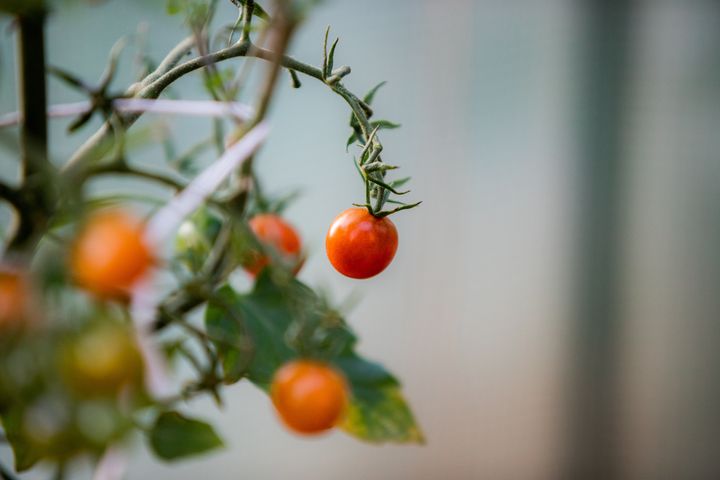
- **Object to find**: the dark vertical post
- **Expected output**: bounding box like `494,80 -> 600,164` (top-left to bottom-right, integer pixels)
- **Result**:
11,10 -> 51,250
562,2 -> 634,479
17,13 -> 48,182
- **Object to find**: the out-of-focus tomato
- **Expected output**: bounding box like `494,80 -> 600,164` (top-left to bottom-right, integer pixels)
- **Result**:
270,360 -> 348,435
243,214 -> 303,276
0,270 -> 31,330
61,323 -> 144,397
70,210 -> 153,299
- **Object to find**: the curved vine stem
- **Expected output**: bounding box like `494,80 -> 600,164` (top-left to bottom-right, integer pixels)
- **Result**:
63,23 -> 374,184
55,0 -> 414,225
87,162 -> 186,191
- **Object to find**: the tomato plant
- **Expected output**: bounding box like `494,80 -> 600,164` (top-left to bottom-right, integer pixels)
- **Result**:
0,0 -> 423,477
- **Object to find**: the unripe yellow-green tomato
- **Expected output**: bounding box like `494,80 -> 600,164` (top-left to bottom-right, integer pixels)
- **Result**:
61,323 -> 144,397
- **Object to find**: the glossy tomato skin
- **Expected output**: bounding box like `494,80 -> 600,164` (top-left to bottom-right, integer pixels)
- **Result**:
270,360 -> 348,435
244,214 -> 303,276
325,208 -> 398,279
70,210 -> 153,299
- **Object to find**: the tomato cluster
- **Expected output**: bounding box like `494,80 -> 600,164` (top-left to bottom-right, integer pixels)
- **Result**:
243,207 -> 400,282
260,207 -> 400,435
1,201 -> 401,442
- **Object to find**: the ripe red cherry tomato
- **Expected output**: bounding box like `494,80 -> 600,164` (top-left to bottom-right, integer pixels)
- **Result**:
270,360 -> 348,435
325,207 -> 398,279
244,214 -> 303,276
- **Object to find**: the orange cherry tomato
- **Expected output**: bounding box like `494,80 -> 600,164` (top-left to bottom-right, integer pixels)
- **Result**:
0,270 -> 30,330
70,210 -> 153,299
244,214 -> 303,276
325,207 -> 398,279
270,360 -> 348,435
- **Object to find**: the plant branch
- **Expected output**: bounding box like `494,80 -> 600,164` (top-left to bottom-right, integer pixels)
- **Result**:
137,36 -> 196,90
66,30 -> 374,178
137,43 -> 251,101
62,36 -> 198,179
88,162 -> 185,190
244,46 -> 371,138
0,182 -> 21,209
240,0 -> 255,43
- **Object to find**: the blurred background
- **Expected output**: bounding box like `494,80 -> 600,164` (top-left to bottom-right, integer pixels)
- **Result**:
2,0 -> 720,478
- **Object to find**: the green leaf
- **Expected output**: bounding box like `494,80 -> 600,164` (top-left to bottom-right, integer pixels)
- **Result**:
288,69 -> 302,88
366,177 -> 408,196
227,220 -> 263,270
213,274 -> 354,388
230,277 -> 308,387
99,37 -> 128,90
376,201 -> 422,218
210,274 -> 423,443
390,176 -> 411,189
322,26 -> 330,79
1,409 -> 44,472
336,354 -> 425,444
363,81 -> 387,105
47,66 -> 89,92
205,288 -> 253,384
149,411 -> 223,461
371,119 -> 401,130
327,37 -> 339,78
346,131 -> 358,149
363,162 -> 398,173
253,2 -> 271,20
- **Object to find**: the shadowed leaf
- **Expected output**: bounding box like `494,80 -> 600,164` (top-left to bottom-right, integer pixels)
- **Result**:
149,411 -> 223,461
